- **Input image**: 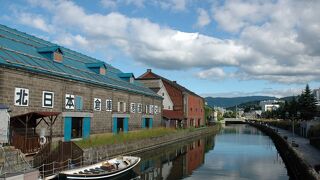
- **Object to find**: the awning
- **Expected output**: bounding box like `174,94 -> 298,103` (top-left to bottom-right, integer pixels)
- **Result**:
10,111 -> 60,128
163,110 -> 184,120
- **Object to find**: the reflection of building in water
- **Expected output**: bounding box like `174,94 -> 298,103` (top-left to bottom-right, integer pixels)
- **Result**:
186,139 -> 205,175
135,137 -> 213,179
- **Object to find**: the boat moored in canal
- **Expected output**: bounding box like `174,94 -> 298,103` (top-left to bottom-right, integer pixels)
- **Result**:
57,156 -> 140,179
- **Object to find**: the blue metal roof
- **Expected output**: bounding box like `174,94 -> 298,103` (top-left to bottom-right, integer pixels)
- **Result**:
0,24 -> 161,99
37,45 -> 63,54
118,73 -> 134,78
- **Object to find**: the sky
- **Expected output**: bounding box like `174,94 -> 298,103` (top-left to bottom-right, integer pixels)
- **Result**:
0,0 -> 319,98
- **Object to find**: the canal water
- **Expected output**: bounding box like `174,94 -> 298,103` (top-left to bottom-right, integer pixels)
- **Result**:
119,124 -> 289,180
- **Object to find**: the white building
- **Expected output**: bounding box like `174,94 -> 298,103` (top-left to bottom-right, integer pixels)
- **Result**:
313,88 -> 320,106
260,100 -> 281,112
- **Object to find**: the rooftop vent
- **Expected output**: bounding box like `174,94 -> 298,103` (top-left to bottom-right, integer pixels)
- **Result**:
85,62 -> 107,75
37,46 -> 63,63
118,73 -> 135,83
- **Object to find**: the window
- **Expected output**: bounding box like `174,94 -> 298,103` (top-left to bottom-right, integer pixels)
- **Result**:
100,67 -> 106,75
145,105 -> 149,114
130,103 -> 136,113
75,96 -> 83,110
137,103 -> 142,113
42,91 -> 54,108
53,52 -> 63,62
190,108 -> 193,111
118,101 -> 126,112
149,105 -> 154,114
106,99 -> 112,111
162,93 -> 164,96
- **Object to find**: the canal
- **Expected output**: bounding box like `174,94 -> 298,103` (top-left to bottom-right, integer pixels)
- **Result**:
120,124 -> 289,180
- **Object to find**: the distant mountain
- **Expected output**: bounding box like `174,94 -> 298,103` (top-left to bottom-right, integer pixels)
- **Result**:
205,96 -> 277,108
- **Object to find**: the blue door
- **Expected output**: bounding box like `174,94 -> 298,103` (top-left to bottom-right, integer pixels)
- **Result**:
64,117 -> 72,141
82,117 -> 91,139
112,117 -> 117,134
142,118 -> 146,128
124,118 -> 128,133
150,118 -> 153,128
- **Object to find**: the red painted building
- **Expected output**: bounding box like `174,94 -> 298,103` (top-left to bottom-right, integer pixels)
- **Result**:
137,69 -> 205,128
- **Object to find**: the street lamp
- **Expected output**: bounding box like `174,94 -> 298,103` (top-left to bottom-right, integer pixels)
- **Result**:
292,111 -> 301,143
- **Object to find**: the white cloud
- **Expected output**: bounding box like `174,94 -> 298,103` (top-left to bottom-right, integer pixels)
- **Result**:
155,0 -> 188,11
11,0 -> 320,85
195,8 -> 211,28
18,13 -> 53,33
212,0 -> 274,33
197,68 -> 229,80
125,0 -> 145,8
100,0 -> 117,9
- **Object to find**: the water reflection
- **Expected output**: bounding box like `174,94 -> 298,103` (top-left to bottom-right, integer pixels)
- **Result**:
130,134 -> 214,180
124,124 -> 288,180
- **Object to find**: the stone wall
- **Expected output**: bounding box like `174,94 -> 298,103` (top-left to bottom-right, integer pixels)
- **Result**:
81,126 -> 220,165
249,122 -> 320,180
0,67 -> 162,136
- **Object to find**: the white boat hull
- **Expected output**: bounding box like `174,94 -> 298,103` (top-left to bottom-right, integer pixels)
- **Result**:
58,156 -> 141,179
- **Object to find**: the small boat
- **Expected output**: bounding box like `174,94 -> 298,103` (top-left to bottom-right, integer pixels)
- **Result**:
58,156 -> 140,179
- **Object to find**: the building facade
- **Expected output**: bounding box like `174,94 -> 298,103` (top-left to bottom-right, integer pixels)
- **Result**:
259,100 -> 281,112
137,69 -> 205,128
0,24 -> 162,143
313,88 -> 320,106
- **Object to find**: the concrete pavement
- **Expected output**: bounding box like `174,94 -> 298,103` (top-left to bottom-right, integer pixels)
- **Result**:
272,126 -> 320,168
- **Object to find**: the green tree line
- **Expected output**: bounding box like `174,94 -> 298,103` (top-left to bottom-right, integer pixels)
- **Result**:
262,84 -> 318,120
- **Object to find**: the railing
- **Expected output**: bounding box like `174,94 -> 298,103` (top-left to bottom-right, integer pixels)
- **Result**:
11,132 -> 51,154
32,141 -> 84,178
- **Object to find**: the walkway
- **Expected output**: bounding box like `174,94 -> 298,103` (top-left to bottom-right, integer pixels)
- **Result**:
272,126 -> 320,167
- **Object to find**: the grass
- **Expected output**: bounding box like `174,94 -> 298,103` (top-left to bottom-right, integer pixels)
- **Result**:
75,127 -> 179,149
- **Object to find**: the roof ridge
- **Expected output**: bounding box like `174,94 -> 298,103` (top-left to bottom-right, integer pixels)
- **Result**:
0,46 -> 147,90
139,71 -> 203,99
0,24 -> 102,64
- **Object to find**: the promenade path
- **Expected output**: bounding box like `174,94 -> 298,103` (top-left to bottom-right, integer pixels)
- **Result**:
272,126 -> 320,168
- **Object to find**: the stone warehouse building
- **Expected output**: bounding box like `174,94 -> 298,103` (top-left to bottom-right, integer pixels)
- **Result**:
137,69 -> 205,128
0,24 -> 162,148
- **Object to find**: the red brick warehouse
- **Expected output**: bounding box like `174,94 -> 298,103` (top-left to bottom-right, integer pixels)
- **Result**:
137,69 -> 205,128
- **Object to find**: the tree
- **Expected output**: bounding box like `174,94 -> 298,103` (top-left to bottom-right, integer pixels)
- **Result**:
298,84 -> 317,120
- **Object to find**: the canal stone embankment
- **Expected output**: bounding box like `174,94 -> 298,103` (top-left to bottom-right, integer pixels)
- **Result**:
249,122 -> 320,180
81,125 -> 220,165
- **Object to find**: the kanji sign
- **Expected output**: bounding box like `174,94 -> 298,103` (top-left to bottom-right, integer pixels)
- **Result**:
65,94 -> 75,109
14,88 -> 29,106
94,98 -> 101,111
42,91 -> 54,108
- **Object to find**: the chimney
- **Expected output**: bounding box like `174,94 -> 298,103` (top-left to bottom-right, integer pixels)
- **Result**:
147,69 -> 152,72
173,81 -> 177,83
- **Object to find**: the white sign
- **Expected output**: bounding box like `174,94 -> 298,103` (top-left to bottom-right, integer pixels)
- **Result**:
130,103 -> 136,113
137,103 -> 142,113
65,94 -> 75,109
149,105 -> 154,114
106,99 -> 112,111
94,98 -> 101,111
14,88 -> 29,106
154,105 -> 158,114
42,91 -> 54,108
